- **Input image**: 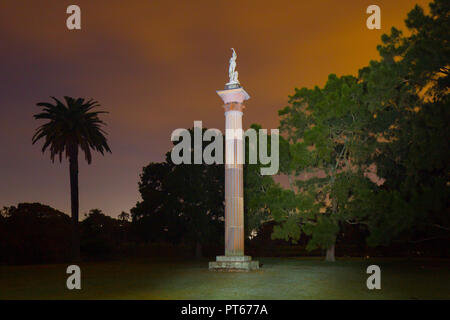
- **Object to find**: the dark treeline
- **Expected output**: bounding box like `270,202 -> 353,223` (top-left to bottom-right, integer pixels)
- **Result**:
1,201 -> 448,265
0,204 -> 127,264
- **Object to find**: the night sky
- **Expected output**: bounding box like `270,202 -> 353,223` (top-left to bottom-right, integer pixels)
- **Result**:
0,0 -> 430,216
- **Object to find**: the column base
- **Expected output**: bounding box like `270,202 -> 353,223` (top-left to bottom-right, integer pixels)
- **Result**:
209,256 -> 260,272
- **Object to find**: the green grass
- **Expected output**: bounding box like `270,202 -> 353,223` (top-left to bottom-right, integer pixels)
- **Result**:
1,257 -> 449,299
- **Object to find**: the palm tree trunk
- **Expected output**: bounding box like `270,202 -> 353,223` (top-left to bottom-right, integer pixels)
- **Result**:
69,145 -> 80,262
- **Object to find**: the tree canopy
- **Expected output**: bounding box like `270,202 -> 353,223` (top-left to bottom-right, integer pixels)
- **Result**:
270,0 -> 449,260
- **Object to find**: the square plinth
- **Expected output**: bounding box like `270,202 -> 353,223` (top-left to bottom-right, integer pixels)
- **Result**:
216,87 -> 250,104
209,255 -> 259,271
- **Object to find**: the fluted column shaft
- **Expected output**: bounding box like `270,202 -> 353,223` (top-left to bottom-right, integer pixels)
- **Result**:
224,104 -> 244,256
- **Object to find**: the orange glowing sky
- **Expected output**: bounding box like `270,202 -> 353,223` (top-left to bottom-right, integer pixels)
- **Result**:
0,0 -> 431,216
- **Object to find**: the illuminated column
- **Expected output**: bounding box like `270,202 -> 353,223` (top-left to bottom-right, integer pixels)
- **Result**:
209,50 -> 259,271
218,91 -> 248,256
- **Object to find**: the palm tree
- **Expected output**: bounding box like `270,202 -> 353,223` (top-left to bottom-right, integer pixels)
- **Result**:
32,96 -> 111,261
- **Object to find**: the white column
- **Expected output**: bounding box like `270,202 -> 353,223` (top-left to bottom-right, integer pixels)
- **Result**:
225,110 -> 244,256
216,87 -> 250,257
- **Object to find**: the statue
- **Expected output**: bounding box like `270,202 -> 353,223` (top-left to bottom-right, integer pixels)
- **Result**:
227,48 -> 240,86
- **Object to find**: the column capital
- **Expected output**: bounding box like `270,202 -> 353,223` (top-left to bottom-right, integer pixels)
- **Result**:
223,102 -> 245,112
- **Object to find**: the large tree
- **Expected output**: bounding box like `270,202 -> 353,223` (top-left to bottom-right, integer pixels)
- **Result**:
32,97 -> 111,261
0,203 -> 71,264
131,128 -> 224,257
272,75 -> 375,261
244,124 -> 277,238
360,0 -> 449,245
271,0 -> 449,259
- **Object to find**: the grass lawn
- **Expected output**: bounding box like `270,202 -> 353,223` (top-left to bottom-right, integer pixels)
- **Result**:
1,257 -> 449,299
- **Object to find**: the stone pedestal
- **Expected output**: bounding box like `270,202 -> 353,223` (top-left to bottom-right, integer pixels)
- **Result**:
208,85 -> 259,271
209,256 -> 259,272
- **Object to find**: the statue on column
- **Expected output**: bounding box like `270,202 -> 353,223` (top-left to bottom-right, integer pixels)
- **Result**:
227,48 -> 240,86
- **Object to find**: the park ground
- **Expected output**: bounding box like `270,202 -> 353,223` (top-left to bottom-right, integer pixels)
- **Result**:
1,257 -> 449,299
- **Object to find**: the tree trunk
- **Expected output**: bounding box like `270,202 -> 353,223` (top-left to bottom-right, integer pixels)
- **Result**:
287,174 -> 295,192
195,241 -> 202,259
325,244 -> 335,262
326,188 -> 337,262
69,145 -> 80,262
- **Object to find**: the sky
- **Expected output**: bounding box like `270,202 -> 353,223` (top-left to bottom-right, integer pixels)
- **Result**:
0,0 -> 431,217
